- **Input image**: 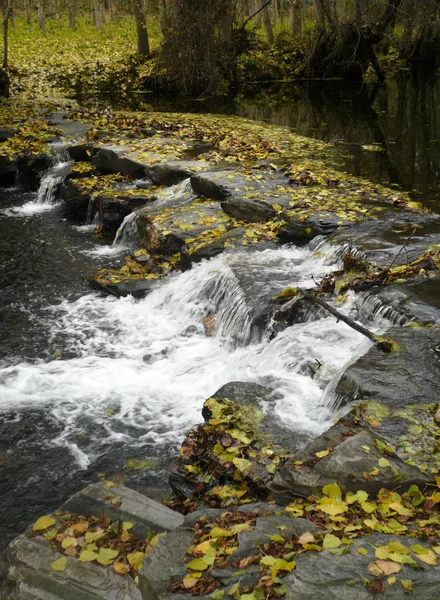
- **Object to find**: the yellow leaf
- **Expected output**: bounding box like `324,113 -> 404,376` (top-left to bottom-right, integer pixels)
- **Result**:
51,556 -> 67,572
323,534 -> 341,549
183,574 -> 200,589
127,551 -> 145,570
316,497 -> 348,516
232,457 -> 252,472
298,531 -> 315,545
33,516 -> 56,531
358,548 -> 369,555
187,558 -> 208,571
400,579 -> 413,592
315,450 -> 329,459
79,550 -> 99,562
378,458 -> 391,468
113,561 -> 130,575
322,483 -> 342,498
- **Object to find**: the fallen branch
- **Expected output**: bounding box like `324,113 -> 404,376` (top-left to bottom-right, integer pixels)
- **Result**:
297,287 -> 393,353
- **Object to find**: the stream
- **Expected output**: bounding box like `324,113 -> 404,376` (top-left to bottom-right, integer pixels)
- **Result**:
1,76 -> 440,550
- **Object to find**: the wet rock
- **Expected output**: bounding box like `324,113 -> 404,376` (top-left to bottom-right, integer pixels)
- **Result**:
62,483 -> 184,539
0,154 -> 16,185
190,169 -> 286,202
1,535 -> 142,600
87,277 -> 157,299
67,143 -> 94,162
271,424 -> 429,503
16,154 -> 51,183
335,326 -> 440,410
60,178 -> 92,220
277,211 -> 341,243
284,534 -> 440,599
221,197 -> 277,222
92,146 -> 147,178
0,128 -> 18,142
145,161 -> 210,186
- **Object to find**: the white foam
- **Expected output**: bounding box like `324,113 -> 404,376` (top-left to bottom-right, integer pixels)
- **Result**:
0,243 -> 388,467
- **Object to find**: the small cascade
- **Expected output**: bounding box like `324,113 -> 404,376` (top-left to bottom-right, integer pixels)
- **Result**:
36,160 -> 72,205
112,212 -> 139,248
355,292 -> 408,327
86,194 -> 98,224
154,178 -> 196,209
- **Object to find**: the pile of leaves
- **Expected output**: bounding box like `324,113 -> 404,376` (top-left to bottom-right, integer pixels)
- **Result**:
319,247 -> 440,296
30,505 -> 165,579
0,120 -> 61,160
171,397 -> 288,511
171,481 -> 440,598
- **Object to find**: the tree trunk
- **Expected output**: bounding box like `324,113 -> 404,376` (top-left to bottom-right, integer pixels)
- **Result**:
24,0 -> 31,24
312,0 -> 324,27
290,1 -> 302,35
92,0 -> 103,30
68,0 -> 78,30
2,0 -> 11,69
133,0 -> 150,55
261,2 -> 274,43
37,0 -> 46,30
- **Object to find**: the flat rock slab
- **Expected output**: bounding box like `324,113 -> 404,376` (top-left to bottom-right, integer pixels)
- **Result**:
284,534 -> 440,599
1,484 -> 184,600
63,483 -> 184,539
139,511 -> 440,600
91,140 -> 204,182
1,535 -> 142,600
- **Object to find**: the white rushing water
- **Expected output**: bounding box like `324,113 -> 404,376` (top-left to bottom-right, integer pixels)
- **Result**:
0,242 -> 392,468
4,144 -> 72,216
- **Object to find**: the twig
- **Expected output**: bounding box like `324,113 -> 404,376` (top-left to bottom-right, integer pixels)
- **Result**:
241,0 -> 272,31
388,227 -> 418,270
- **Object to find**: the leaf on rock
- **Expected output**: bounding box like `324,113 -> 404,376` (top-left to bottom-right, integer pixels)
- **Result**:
51,556 -> 67,572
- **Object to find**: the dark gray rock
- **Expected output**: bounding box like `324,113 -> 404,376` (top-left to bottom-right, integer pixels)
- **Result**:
271,426 -> 429,502
204,381 -> 301,452
0,154 -> 16,185
92,147 -> 147,178
284,534 -> 440,599
335,326 -> 440,410
60,178 -> 92,220
146,161 -> 209,186
1,536 -> 142,600
139,528 -> 194,600
0,128 -> 18,142
62,483 -> 184,539
17,154 -> 51,182
190,169 -> 286,202
67,143 -> 94,162
221,197 -> 277,222
87,277 -> 157,299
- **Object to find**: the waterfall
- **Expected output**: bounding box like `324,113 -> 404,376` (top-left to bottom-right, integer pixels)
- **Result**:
112,212 -> 138,248
86,194 -> 98,224
0,242 -> 397,467
36,161 -> 71,205
154,178 -> 196,209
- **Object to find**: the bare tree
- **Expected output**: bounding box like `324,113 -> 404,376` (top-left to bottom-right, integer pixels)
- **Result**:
133,0 -> 149,55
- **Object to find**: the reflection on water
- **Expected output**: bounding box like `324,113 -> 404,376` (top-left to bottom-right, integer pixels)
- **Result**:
235,75 -> 440,209
145,74 -> 440,210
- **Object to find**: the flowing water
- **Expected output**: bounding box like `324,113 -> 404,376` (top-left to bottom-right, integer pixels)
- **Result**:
2,77 -> 440,549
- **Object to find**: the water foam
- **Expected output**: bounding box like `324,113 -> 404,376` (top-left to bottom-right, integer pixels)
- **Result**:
0,243 -> 389,467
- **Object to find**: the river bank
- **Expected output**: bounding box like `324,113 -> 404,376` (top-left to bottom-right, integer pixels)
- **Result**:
0,104 -> 440,598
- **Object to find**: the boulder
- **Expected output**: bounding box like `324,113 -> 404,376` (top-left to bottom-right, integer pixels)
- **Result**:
284,534 -> 440,599
67,143 -> 94,162
271,425 -> 429,502
0,128 -> 18,143
190,169 -> 287,202
169,382 -> 302,503
16,154 -> 51,182
334,326 -> 440,411
146,161 -> 210,186
0,154 -> 16,185
220,197 -> 277,222
88,277 -> 157,299
92,146 -> 147,178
